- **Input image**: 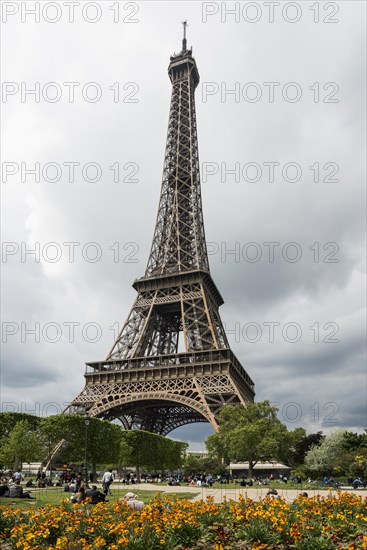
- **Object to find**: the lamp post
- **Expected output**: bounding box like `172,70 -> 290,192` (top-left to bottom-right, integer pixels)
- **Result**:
84,413 -> 90,488
48,441 -> 52,484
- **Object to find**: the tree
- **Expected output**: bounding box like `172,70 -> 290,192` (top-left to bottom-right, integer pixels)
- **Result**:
342,430 -> 367,478
206,401 -> 302,478
40,415 -> 122,480
277,427 -> 306,468
342,430 -> 367,452
304,429 -> 347,475
183,454 -> 224,477
182,454 -> 203,476
289,431 -> 324,466
0,420 -> 43,470
120,430 -> 187,477
119,437 -> 133,467
206,430 -> 230,466
0,412 -> 40,439
86,419 -> 123,479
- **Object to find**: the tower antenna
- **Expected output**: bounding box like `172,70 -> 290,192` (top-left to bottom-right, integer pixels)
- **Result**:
182,20 -> 188,52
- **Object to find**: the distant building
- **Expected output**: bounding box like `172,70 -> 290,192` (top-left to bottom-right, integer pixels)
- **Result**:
229,462 -> 291,477
22,463 -> 43,475
186,451 -> 209,458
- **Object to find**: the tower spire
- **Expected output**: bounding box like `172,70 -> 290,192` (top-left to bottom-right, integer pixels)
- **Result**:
182,20 -> 187,52
145,24 -> 203,277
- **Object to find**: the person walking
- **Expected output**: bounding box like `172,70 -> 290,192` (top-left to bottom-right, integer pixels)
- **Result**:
101,469 -> 114,496
13,470 -> 22,482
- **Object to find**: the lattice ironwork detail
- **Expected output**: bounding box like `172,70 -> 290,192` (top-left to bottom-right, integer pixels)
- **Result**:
65,33 -> 255,435
145,50 -> 208,277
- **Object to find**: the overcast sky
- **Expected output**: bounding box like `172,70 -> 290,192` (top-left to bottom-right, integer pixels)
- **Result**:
1,1 -> 366,450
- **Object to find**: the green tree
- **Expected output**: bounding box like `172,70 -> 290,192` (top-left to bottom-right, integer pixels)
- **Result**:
119,437 -> 133,467
183,454 -> 203,477
304,429 -> 347,475
201,455 -> 224,476
120,430 -> 187,477
277,426 -> 306,468
206,401 -> 302,478
342,430 -> 367,452
0,420 -> 43,470
287,431 -> 324,467
342,430 -> 367,478
40,414 -> 85,466
0,412 -> 40,439
206,430 -> 229,466
183,454 -> 223,477
40,415 -> 122,480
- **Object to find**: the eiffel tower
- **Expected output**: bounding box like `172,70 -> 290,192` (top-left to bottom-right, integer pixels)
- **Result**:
65,24 -> 255,435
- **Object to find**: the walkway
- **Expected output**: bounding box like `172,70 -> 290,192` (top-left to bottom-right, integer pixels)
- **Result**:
112,482 -> 367,504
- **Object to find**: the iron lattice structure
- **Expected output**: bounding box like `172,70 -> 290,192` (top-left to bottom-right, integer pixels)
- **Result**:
66,33 -> 255,435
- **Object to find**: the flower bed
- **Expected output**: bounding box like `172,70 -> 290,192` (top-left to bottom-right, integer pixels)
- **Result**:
0,492 -> 366,549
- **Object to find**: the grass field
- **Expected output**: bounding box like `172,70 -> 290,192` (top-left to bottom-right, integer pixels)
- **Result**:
0,479 -> 349,511
0,486 -> 198,510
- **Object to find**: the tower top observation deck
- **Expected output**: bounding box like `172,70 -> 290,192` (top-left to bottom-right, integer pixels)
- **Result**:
168,21 -> 200,88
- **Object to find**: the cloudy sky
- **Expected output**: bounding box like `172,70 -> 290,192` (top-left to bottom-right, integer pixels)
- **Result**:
1,1 -> 366,450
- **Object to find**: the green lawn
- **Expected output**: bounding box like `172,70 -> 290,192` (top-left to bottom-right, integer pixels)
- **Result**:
0,486 -> 198,510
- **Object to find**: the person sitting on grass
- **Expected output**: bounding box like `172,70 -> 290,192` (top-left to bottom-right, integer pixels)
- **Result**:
76,486 -> 86,503
8,479 -> 34,499
292,492 -> 309,505
0,478 -> 10,497
85,485 -> 106,504
70,486 -> 86,503
70,486 -> 86,504
266,489 -> 280,500
352,477 -> 365,489
121,492 -> 144,511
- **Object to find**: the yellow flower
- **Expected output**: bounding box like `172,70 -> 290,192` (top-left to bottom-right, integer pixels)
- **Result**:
94,535 -> 107,548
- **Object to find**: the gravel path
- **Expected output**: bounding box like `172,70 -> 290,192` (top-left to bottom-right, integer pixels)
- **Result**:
112,482 -> 367,503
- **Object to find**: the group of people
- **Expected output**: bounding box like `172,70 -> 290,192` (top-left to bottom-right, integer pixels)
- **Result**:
0,468 -> 146,511
0,476 -> 34,499
67,469 -> 114,503
70,485 -> 107,504
266,489 -> 309,500
323,475 -> 341,488
68,471 -> 144,510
